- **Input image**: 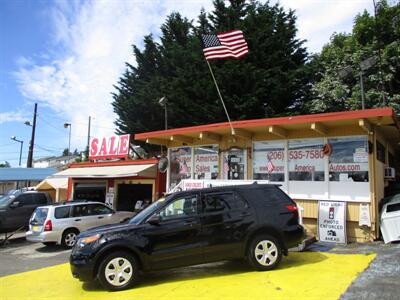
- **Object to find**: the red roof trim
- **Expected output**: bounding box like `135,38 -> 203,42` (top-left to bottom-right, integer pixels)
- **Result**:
68,159 -> 158,168
135,107 -> 397,140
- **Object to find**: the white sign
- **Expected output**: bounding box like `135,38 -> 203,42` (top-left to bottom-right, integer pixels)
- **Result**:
359,204 -> 371,227
105,192 -> 115,208
288,148 -> 325,172
318,201 -> 347,244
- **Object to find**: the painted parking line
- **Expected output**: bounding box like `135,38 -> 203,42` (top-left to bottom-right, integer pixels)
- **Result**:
0,252 -> 375,300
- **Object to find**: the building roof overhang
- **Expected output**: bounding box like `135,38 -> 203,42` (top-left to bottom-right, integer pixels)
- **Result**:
135,107 -> 400,146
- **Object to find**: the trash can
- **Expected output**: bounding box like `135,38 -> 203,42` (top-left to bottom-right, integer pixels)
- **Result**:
380,197 -> 400,243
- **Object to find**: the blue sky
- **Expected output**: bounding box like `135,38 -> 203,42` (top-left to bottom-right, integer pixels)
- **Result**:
0,0 -> 374,167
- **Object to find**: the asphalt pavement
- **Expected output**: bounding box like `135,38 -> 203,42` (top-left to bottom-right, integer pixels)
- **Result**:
0,233 -> 70,277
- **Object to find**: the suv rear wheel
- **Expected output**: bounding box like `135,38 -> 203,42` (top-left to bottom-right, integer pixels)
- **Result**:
247,234 -> 282,271
98,251 -> 140,291
61,229 -> 79,248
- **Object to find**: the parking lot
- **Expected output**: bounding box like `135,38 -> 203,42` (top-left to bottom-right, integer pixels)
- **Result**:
4,235 -> 399,300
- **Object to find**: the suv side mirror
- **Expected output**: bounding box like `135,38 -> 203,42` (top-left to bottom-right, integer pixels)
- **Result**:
147,214 -> 161,226
10,201 -> 20,208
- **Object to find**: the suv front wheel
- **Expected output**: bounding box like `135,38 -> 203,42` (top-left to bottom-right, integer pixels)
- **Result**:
98,251 -> 140,291
247,234 -> 282,271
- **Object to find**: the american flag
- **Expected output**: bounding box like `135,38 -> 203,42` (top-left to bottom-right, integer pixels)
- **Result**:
201,30 -> 249,60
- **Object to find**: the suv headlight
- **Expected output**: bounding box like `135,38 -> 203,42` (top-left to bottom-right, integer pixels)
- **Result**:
77,234 -> 102,249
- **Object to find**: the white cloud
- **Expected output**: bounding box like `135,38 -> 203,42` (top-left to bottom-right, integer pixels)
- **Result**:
0,111 -> 28,124
278,0 -> 373,53
15,0 -> 212,150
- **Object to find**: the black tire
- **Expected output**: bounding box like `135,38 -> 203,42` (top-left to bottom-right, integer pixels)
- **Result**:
97,251 -> 140,291
42,242 -> 57,246
61,228 -> 79,249
247,234 -> 282,271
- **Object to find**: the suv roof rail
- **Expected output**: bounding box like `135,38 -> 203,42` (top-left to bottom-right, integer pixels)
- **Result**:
61,199 -> 91,205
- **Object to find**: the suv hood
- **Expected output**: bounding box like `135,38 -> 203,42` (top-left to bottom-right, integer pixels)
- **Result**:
79,222 -> 139,238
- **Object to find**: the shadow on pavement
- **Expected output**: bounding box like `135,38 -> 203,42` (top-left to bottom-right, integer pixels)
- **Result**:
82,252 -> 328,292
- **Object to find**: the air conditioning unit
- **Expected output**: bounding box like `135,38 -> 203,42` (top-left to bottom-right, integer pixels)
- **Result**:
384,167 -> 396,180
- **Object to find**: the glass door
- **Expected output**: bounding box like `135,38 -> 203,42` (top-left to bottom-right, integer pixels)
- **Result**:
222,148 -> 247,180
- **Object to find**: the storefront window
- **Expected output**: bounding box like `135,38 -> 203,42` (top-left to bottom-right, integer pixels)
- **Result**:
222,148 -> 246,180
253,141 -> 285,181
169,147 -> 192,189
194,145 -> 219,179
288,139 -> 325,181
328,136 -> 369,182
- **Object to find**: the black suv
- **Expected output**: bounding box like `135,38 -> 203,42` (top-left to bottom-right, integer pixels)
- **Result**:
70,184 -> 304,291
0,189 -> 52,233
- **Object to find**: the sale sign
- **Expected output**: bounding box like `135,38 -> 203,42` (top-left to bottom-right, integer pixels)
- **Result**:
89,134 -> 130,160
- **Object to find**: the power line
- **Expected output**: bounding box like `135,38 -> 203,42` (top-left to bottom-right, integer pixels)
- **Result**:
39,113 -> 116,131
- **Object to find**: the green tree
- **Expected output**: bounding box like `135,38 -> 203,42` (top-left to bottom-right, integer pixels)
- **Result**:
112,0 -> 311,146
308,1 -> 400,113
0,161 -> 10,168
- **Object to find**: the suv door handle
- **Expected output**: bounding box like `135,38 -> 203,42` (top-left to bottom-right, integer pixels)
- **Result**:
74,219 -> 81,222
98,216 -> 104,219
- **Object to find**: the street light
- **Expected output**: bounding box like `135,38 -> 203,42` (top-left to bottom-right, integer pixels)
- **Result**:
64,123 -> 72,155
338,56 -> 376,110
158,96 -> 168,130
10,136 -> 23,166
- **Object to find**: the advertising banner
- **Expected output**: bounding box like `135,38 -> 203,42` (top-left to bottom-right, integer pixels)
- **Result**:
318,201 -> 347,244
89,134 -> 130,160
194,153 -> 219,179
253,150 -> 284,174
288,148 -> 325,172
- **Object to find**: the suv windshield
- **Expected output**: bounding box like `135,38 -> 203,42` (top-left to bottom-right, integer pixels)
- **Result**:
0,195 -> 16,207
129,198 -> 166,225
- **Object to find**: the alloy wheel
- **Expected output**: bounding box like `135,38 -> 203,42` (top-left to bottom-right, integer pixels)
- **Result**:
65,232 -> 77,247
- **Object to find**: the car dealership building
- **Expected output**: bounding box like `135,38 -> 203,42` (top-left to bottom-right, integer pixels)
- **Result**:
134,107 -> 400,243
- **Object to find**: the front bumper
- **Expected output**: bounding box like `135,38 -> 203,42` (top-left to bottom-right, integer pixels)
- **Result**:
70,251 -> 97,282
26,231 -> 59,243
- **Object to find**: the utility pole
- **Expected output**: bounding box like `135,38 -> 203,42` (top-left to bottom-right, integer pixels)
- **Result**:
86,116 -> 91,159
27,103 -> 37,168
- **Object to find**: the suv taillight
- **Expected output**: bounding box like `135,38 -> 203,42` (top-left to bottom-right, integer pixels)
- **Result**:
285,204 -> 298,213
44,220 -> 52,231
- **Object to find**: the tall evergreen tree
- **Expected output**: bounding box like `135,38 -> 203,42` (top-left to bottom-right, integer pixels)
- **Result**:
112,0 -> 311,143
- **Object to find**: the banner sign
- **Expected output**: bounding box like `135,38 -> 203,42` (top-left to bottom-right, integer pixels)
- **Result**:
89,134 -> 130,160
253,150 -> 285,174
318,201 -> 347,244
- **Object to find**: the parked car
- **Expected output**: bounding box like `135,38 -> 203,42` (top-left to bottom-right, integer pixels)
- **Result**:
380,195 -> 400,243
70,184 -> 305,291
0,190 -> 52,233
26,201 -> 135,248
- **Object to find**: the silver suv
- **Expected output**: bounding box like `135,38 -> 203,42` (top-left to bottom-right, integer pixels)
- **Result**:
26,201 -> 135,248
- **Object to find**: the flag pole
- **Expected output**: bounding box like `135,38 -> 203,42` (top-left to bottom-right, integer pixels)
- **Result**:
205,60 -> 235,135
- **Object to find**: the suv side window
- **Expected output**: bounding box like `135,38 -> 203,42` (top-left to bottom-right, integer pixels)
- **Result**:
203,193 -> 234,212
234,192 -> 248,210
157,195 -> 198,220
15,194 -> 33,206
89,204 -> 113,215
32,193 -> 48,205
54,206 -> 71,219
72,205 -> 89,217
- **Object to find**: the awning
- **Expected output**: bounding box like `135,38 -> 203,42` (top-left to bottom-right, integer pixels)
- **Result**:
36,178 -> 68,190
51,164 -> 157,179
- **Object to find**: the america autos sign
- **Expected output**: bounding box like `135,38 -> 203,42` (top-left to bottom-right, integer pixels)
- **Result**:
89,134 -> 130,160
